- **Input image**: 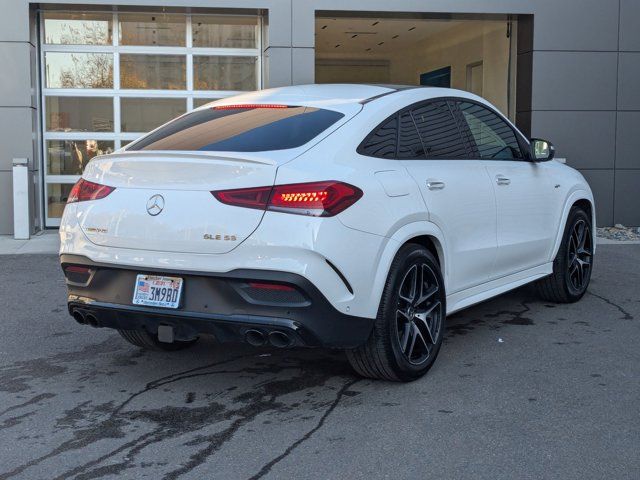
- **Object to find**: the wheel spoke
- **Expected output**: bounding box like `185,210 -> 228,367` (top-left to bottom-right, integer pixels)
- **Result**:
399,322 -> 411,353
415,284 -> 438,308
399,265 -> 418,303
406,324 -> 418,360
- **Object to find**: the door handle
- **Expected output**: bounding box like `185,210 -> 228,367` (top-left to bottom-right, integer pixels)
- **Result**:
495,175 -> 511,186
426,180 -> 445,190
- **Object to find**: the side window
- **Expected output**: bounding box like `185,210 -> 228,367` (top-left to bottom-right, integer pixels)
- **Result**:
397,112 -> 425,159
411,101 -> 468,159
358,116 -> 398,159
457,101 -> 523,160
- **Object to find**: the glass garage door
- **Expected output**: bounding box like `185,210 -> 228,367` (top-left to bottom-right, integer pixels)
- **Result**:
39,9 -> 262,226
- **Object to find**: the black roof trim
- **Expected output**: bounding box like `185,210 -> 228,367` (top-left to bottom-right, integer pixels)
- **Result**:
360,85 -> 426,104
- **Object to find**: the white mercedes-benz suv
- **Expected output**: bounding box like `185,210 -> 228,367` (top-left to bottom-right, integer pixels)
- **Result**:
60,84 -> 595,381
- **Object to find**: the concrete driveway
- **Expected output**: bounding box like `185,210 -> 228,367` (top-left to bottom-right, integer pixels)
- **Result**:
0,245 -> 638,479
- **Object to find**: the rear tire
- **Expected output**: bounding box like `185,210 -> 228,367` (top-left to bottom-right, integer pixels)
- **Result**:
118,329 -> 198,351
536,206 -> 593,303
346,244 -> 446,382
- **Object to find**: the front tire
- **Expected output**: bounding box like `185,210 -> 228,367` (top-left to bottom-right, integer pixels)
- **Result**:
536,206 -> 594,303
118,329 -> 198,351
347,244 -> 446,382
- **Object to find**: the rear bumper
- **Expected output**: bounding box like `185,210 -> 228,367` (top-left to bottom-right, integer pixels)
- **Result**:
62,254 -> 373,349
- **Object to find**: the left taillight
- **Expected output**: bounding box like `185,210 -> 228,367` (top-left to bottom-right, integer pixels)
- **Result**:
212,181 -> 363,217
67,179 -> 115,204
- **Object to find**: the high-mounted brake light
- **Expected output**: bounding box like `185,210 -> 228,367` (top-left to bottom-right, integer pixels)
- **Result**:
67,179 -> 115,204
212,181 -> 363,217
213,104 -> 290,110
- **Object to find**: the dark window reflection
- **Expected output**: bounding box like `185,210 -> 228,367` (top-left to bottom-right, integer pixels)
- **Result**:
128,106 -> 344,152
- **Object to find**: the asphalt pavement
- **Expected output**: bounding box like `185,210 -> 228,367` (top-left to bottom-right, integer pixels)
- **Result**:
0,245 -> 639,479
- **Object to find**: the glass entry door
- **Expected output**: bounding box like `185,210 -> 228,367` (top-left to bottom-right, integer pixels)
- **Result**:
40,9 -> 262,226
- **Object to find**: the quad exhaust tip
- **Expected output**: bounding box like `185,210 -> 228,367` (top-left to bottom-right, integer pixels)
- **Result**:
268,331 -> 293,348
245,329 -> 266,347
245,329 -> 293,348
72,309 -> 99,328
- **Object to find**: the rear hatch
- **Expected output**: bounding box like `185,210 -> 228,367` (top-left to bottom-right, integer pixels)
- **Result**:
76,102 -> 360,254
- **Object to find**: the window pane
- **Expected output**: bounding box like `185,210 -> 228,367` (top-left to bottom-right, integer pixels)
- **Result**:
193,56 -> 257,91
192,15 -> 258,48
45,52 -> 113,89
411,101 -> 468,159
119,13 -> 186,46
127,106 -> 344,152
398,113 -> 425,159
47,183 -> 74,219
121,98 -> 186,132
120,54 -> 186,90
359,117 -> 397,159
45,96 -> 114,132
43,12 -> 113,45
458,102 -> 522,160
47,140 -> 114,175
193,98 -> 220,108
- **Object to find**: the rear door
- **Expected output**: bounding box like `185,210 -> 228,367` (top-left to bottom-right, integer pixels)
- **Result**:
454,100 -> 556,277
399,100 -> 497,293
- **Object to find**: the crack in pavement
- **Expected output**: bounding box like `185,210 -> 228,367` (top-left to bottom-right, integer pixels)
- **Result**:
1,352 -> 355,480
588,291 -> 634,320
247,378 -> 361,480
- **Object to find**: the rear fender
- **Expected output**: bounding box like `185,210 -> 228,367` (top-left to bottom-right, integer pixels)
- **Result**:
368,221 -> 448,315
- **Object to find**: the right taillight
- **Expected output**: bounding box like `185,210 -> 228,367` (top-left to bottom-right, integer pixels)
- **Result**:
212,181 -> 363,217
67,179 -> 115,204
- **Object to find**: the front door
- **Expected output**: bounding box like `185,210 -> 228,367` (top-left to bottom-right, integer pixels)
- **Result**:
455,100 -> 556,278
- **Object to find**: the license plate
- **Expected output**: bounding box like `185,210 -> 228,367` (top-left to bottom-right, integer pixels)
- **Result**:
133,274 -> 183,309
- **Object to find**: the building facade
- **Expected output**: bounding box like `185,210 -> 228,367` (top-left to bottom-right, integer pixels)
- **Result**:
1,0 -> 639,234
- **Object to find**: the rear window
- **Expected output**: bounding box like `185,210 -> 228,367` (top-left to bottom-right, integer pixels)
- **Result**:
126,105 -> 345,152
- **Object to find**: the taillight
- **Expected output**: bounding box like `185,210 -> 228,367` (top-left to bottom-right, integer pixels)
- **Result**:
67,179 -> 115,204
212,181 -> 363,217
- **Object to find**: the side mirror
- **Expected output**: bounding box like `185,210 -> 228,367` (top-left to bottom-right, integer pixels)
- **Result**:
530,138 -> 555,162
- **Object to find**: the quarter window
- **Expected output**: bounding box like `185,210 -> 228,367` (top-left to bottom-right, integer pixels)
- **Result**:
358,116 -> 398,159
457,102 -> 523,160
397,113 -> 425,159
411,101 -> 468,159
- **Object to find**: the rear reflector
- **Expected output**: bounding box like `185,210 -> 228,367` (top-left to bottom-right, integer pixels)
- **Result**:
67,179 -> 115,204
213,104 -> 290,110
248,281 -> 296,291
212,181 -> 363,217
63,265 -> 94,285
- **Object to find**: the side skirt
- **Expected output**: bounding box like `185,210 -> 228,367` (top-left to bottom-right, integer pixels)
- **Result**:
446,263 -> 553,315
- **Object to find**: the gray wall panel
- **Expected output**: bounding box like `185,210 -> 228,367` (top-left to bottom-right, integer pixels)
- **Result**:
614,170 -> 640,225
618,53 -> 640,110
0,43 -> 34,108
0,0 -> 30,42
263,47 -> 292,87
578,170 -> 614,226
0,171 -> 14,234
531,0 -> 619,52
531,111 -> 616,169
620,0 -> 640,52
616,112 -> 640,169
292,48 -> 315,84
0,108 -> 35,171
531,51 -> 618,111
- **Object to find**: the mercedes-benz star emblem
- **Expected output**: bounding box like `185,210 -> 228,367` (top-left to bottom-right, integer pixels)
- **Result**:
146,194 -> 165,216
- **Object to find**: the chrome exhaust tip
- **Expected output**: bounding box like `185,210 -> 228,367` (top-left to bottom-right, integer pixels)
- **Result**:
84,313 -> 99,328
268,331 -> 293,348
245,329 -> 266,347
72,310 -> 86,325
